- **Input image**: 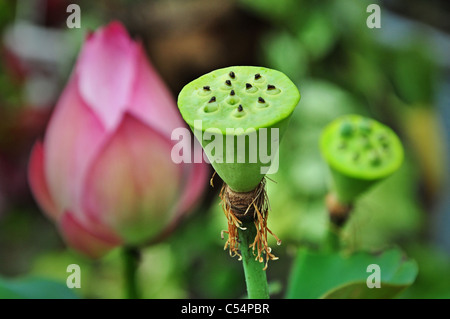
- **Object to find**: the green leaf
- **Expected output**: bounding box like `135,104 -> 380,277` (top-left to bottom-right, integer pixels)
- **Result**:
286,247 -> 418,299
0,277 -> 80,299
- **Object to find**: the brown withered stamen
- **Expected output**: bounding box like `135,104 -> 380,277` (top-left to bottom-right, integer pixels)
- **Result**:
326,192 -> 353,227
219,179 -> 280,270
209,96 -> 216,103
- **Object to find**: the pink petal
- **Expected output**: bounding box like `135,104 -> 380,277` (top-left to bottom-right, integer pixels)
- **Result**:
76,21 -> 136,131
28,142 -> 59,220
128,42 -> 185,137
176,145 -> 210,215
157,159 -> 210,243
60,211 -> 122,258
82,113 -> 183,245
44,75 -> 107,217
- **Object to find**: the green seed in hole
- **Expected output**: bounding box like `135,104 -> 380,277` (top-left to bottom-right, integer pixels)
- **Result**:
339,121 -> 354,137
378,134 -> 389,149
226,96 -> 240,105
203,104 -> 218,113
368,150 -> 381,165
359,119 -> 372,134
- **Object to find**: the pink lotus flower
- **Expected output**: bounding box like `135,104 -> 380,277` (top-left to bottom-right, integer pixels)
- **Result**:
28,22 -> 208,258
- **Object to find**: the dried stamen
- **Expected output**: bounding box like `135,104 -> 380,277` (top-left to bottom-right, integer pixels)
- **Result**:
219,179 -> 279,270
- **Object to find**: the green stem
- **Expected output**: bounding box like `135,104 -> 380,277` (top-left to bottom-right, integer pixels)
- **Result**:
324,225 -> 341,252
238,221 -> 270,299
122,247 -> 140,299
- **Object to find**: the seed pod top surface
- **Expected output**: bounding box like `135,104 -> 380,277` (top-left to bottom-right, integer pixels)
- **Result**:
320,114 -> 404,180
177,66 -> 300,134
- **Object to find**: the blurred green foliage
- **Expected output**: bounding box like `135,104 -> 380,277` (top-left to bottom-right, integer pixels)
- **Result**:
286,247 -> 418,299
0,276 -> 78,299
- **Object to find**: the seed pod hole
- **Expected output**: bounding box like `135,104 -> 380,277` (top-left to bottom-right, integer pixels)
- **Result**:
377,134 -> 390,149
198,86 -> 212,96
359,119 -> 372,135
203,104 -> 219,113
254,73 -> 263,83
368,151 -> 381,166
232,106 -> 246,118
226,96 -> 240,106
256,97 -> 269,108
266,84 -> 281,95
220,79 -> 233,90
245,83 -> 258,93
340,121 -> 354,137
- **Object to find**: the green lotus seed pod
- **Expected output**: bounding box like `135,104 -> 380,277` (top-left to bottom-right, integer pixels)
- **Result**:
320,114 -> 404,204
178,66 -> 300,192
